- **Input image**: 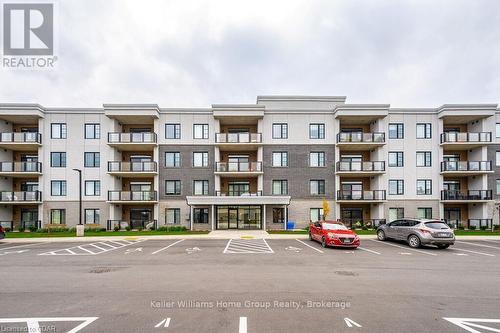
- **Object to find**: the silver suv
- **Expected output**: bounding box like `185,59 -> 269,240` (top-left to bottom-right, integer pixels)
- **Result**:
376,219 -> 455,249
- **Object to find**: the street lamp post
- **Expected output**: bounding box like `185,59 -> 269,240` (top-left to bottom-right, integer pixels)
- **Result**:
73,168 -> 84,236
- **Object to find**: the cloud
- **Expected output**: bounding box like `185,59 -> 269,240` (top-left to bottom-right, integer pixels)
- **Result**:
1,0 -> 499,108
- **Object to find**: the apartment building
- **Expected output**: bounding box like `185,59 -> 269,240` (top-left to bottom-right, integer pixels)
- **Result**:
0,96 -> 498,231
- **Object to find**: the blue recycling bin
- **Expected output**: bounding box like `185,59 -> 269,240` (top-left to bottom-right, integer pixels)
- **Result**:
286,220 -> 295,230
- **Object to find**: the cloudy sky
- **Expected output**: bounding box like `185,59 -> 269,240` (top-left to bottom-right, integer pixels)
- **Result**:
1,0 -> 500,108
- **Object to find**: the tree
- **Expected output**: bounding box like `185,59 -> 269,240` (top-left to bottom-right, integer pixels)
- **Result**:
322,198 -> 330,221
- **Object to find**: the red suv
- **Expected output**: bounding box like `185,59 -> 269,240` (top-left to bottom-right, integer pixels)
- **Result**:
309,221 -> 360,248
0,225 -> 5,240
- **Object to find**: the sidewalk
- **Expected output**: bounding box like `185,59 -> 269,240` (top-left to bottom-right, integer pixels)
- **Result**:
1,231 -> 500,243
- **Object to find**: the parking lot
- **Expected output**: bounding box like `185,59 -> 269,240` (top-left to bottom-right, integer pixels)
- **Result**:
1,237 -> 500,332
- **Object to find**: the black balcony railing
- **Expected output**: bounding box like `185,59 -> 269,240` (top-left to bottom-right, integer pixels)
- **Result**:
106,219 -> 158,230
21,220 -> 42,230
0,191 -> 42,202
215,133 -> 262,143
107,132 -> 157,144
336,132 -> 385,143
444,219 -> 494,229
108,161 -> 157,172
440,132 -> 492,143
0,221 -> 13,230
215,162 -> 262,172
107,191 -> 157,201
337,190 -> 386,200
0,161 -> 42,173
336,161 -> 385,172
0,132 -> 41,144
216,191 -> 263,196
441,190 -> 492,201
440,161 -> 492,172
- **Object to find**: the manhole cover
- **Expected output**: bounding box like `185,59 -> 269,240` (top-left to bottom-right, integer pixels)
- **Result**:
89,266 -> 126,274
334,270 -> 358,276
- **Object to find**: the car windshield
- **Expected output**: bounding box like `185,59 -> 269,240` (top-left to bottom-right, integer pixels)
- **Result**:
424,222 -> 450,230
323,223 -> 348,231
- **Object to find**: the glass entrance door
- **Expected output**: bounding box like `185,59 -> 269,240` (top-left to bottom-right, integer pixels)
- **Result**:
228,208 -> 238,229
130,209 -> 152,229
341,208 -> 363,228
444,208 -> 461,228
21,208 -> 38,229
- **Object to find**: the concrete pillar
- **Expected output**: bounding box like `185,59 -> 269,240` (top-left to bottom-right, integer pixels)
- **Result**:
284,205 -> 288,230
262,204 -> 266,230
211,204 -> 215,231
190,205 -> 194,231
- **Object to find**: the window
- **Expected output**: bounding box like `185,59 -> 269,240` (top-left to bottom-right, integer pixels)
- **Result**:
85,209 -> 100,224
84,124 -> 100,139
272,152 -> 288,167
193,180 -> 209,195
417,179 -> 432,195
388,180 -> 404,195
310,152 -> 325,167
273,123 -> 288,139
272,180 -> 288,195
496,151 -> 500,166
165,180 -> 181,195
310,208 -> 324,222
273,208 -> 285,224
50,209 -> 66,224
388,208 -> 404,222
165,152 -> 181,168
166,208 -> 180,224
388,152 -> 404,167
388,123 -> 404,139
497,180 -> 500,195
417,207 -> 432,219
51,181 -> 66,196
416,123 -> 432,139
51,123 -> 67,139
193,208 -> 209,224
84,152 -> 100,167
165,124 -> 181,139
193,124 -> 209,139
309,123 -> 325,139
50,152 -> 66,167
497,123 -> 500,138
193,152 -> 209,167
310,180 -> 325,195
416,151 -> 432,167
85,180 -> 100,196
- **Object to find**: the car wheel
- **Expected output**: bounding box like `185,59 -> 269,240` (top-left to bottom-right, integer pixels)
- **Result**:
309,232 -> 313,241
437,244 -> 449,249
321,237 -> 327,248
408,235 -> 421,248
377,230 -> 386,241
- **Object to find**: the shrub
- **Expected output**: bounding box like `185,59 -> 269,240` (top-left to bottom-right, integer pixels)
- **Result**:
480,225 -> 488,231
494,225 -> 500,231
28,225 -> 38,232
137,227 -> 143,232
4,227 -> 11,232
469,225 -> 477,230
157,226 -> 187,232
125,226 -> 131,231
458,225 -> 465,230
17,226 -> 25,232
114,226 -> 120,232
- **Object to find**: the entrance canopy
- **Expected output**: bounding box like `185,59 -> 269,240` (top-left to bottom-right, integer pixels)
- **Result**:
186,195 -> 291,206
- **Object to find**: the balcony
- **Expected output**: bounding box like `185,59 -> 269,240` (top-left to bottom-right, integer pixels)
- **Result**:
107,161 -> 157,177
0,191 -> 42,204
445,219 -> 493,229
337,190 -> 386,202
107,190 -> 158,203
216,191 -> 263,196
340,219 -> 386,229
440,132 -> 492,149
336,161 -> 385,176
440,161 -> 492,175
441,190 -> 492,202
214,162 -> 263,177
215,133 -> 262,150
0,162 -> 42,177
106,219 -> 158,230
0,132 -> 42,150
336,132 -> 385,151
107,132 -> 157,151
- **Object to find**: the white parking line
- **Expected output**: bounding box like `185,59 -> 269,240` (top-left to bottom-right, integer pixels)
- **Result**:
452,248 -> 495,257
0,243 -> 46,251
151,239 -> 185,255
369,239 -> 437,256
224,239 -> 274,254
88,244 -> 108,251
295,239 -> 324,253
39,239 -> 144,256
456,241 -> 500,251
357,246 -> 381,255
77,246 -> 97,254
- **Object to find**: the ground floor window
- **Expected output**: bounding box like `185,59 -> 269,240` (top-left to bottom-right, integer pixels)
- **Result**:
50,209 -> 66,224
388,208 -> 404,222
416,207 -> 432,219
194,208 -> 209,223
310,208 -> 324,222
273,207 -> 285,224
166,208 -> 180,224
216,206 -> 261,230
85,209 -> 100,224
